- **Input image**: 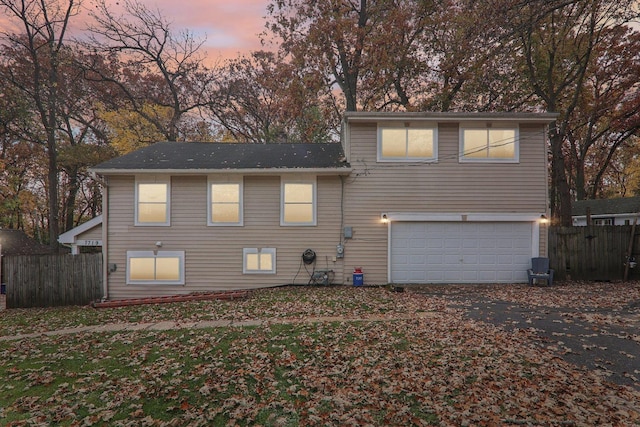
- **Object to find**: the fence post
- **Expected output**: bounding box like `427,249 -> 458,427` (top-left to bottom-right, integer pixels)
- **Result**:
624,215 -> 638,281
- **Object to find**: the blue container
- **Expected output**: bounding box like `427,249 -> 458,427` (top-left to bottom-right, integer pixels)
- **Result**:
353,273 -> 364,287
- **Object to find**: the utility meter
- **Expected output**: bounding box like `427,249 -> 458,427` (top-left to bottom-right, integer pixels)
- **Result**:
336,244 -> 344,259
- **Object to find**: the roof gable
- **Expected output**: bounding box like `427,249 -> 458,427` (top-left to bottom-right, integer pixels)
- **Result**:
92,142 -> 350,174
58,215 -> 103,245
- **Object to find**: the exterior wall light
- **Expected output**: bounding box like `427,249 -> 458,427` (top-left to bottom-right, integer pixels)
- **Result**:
540,214 -> 549,224
381,213 -> 389,224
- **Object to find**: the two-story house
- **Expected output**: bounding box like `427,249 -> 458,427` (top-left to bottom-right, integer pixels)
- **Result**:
78,112 -> 556,300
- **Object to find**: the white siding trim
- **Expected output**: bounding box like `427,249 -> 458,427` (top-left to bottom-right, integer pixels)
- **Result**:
384,212 -> 544,222
532,222 -> 540,258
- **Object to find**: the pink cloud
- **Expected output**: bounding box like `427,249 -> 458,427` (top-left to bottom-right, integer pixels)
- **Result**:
148,0 -> 271,61
0,0 -> 272,64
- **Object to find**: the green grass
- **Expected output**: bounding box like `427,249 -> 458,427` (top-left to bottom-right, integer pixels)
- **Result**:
1,285 -> 639,426
0,286 -> 422,338
0,323 -> 440,426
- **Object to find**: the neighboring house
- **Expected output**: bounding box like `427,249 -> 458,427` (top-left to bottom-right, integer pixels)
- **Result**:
87,112 -> 556,300
0,229 -> 52,256
572,197 -> 640,226
58,215 -> 103,254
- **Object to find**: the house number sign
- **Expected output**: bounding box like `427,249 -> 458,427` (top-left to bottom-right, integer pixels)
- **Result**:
78,240 -> 102,246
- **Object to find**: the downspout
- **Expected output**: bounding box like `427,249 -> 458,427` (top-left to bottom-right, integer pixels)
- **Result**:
99,174 -> 109,301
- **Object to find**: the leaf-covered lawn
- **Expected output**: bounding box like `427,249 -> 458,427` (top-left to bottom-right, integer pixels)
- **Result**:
1,284 -> 640,426
0,287 -> 449,338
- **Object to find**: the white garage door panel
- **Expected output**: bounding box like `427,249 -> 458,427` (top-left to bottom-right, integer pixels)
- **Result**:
391,222 -> 533,284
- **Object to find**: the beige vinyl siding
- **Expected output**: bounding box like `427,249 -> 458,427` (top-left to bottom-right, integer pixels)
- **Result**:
76,224 -> 102,241
343,121 -> 549,284
105,174 -> 344,299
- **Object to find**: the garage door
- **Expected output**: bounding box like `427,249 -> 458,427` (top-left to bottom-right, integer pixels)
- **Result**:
390,222 -> 533,284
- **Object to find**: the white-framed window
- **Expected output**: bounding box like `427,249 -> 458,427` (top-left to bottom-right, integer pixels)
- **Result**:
126,250 -> 185,285
594,218 -> 613,226
460,126 -> 519,162
281,177 -> 316,226
243,248 -> 276,274
378,126 -> 437,162
208,177 -> 243,226
135,177 -> 170,226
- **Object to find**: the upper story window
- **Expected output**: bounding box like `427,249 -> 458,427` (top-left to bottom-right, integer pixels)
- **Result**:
208,177 -> 243,226
378,126 -> 437,162
135,177 -> 170,226
127,250 -> 185,285
281,178 -> 316,226
460,126 -> 519,162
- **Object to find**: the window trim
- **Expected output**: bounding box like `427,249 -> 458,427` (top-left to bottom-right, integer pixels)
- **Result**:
126,250 -> 185,285
207,176 -> 244,226
134,177 -> 171,226
377,125 -> 438,162
594,218 -> 614,226
280,177 -> 317,226
459,125 -> 519,163
243,248 -> 276,274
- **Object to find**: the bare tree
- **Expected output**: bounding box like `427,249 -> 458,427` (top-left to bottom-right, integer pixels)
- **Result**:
0,0 -> 81,249
511,0 -> 640,225
83,0 -> 216,142
210,51 -> 337,143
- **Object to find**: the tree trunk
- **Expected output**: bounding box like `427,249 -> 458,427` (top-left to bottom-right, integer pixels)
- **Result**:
47,133 -> 59,251
549,122 -> 573,226
64,168 -> 80,232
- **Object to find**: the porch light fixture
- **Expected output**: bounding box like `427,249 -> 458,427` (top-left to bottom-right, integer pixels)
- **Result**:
539,214 -> 549,224
381,213 -> 389,224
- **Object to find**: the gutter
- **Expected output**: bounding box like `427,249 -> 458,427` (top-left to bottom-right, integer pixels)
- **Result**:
342,111 -> 560,124
90,167 -> 352,176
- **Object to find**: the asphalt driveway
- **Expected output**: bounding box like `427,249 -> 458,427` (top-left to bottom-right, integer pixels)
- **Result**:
415,285 -> 640,390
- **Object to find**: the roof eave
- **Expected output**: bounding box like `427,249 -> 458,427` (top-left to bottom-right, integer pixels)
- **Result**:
343,111 -> 559,124
91,167 -> 353,176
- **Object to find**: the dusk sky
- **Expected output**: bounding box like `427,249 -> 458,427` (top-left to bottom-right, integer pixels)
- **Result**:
0,0 -> 271,62
147,0 -> 270,61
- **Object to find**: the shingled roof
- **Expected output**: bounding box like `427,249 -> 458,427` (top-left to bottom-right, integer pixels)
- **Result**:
92,142 -> 350,174
572,197 -> 640,216
0,230 -> 52,256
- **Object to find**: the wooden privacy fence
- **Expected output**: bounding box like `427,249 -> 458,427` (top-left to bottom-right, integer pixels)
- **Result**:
4,253 -> 102,308
549,225 -> 640,281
